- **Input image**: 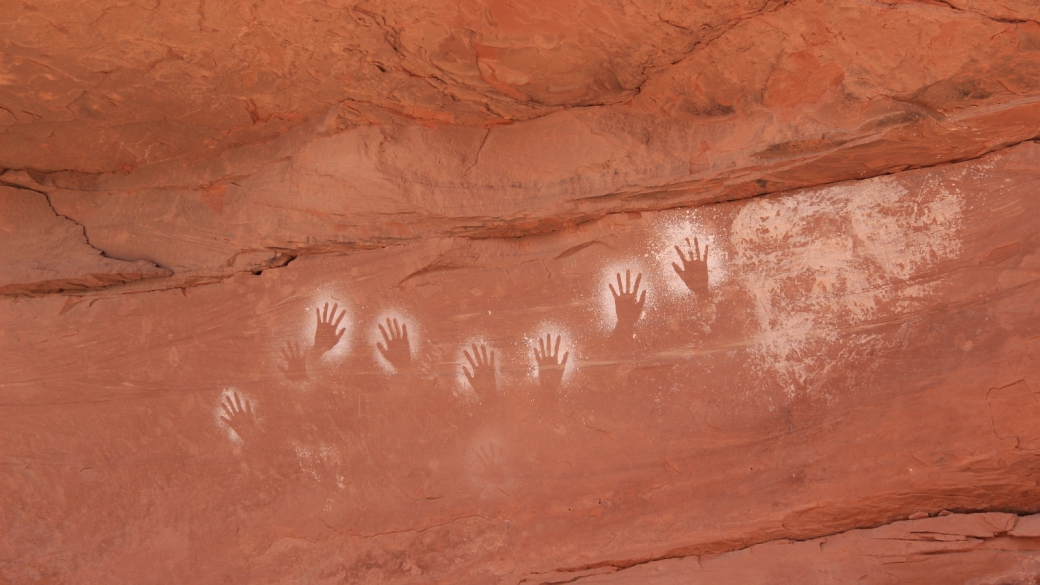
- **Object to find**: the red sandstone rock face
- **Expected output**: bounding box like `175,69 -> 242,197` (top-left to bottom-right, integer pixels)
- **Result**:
5,146 -> 1040,583
3,1 -> 1040,583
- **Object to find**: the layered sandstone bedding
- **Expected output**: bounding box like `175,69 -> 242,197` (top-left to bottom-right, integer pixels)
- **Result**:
3,1 -> 1040,583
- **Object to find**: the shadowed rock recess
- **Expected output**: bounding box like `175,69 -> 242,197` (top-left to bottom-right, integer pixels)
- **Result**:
3,0 -> 1040,583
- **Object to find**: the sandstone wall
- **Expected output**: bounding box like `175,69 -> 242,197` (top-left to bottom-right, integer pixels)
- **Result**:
3,0 -> 1040,583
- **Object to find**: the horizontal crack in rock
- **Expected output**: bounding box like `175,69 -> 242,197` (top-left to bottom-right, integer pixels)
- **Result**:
519,509 -> 1040,585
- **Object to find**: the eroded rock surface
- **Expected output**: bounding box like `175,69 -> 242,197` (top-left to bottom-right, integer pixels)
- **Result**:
0,186 -> 170,295
3,0 -> 1040,583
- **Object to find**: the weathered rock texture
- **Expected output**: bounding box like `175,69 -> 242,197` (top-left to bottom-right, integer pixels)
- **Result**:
3,0 -> 1040,583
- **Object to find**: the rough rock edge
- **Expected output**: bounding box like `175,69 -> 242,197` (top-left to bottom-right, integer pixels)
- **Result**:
517,510 -> 1040,585
3,134 -> 1036,300
0,179 -> 173,296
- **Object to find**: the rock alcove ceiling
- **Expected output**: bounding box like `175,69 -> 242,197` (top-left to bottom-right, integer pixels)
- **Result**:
3,0 -> 1040,583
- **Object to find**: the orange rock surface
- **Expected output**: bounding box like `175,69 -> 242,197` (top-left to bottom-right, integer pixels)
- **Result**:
2,1 -> 1040,583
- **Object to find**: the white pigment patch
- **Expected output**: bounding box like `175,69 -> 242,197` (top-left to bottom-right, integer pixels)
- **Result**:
730,175 -> 964,396
292,441 -> 343,482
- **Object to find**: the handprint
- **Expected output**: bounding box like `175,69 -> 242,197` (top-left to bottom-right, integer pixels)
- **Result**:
219,392 -> 260,443
463,344 -> 496,397
534,333 -> 569,392
376,317 -> 411,371
609,269 -> 646,335
474,443 -> 506,485
672,237 -> 709,296
313,302 -> 346,357
279,340 -> 308,382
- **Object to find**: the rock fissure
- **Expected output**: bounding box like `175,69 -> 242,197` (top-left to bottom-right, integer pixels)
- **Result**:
524,511 -> 1040,585
6,135 -> 1036,299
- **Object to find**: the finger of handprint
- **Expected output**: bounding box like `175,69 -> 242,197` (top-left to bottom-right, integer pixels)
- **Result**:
390,318 -> 399,338
538,336 -> 545,355
377,342 -> 388,357
674,245 -> 687,264
694,237 -> 701,261
561,351 -> 569,367
332,305 -> 344,327
221,402 -> 234,419
490,350 -> 495,369
463,366 -> 474,382
480,344 -> 489,365
609,283 -> 620,300
638,290 -> 647,307
234,392 -> 244,414
378,323 -> 391,344
281,348 -> 290,361
553,334 -> 561,358
616,272 -> 624,293
464,350 -> 477,370
625,269 -> 632,293
278,365 -> 288,374
322,302 -> 330,322
703,243 -> 709,261
401,323 -> 408,340
633,272 -> 642,294
672,262 -> 684,277
315,307 -> 321,324
335,328 -> 345,341
220,415 -> 232,426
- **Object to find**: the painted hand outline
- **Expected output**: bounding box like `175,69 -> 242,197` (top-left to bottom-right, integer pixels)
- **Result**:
220,392 -> 260,442
475,443 -> 506,483
609,270 -> 646,335
313,302 -> 346,357
463,344 -> 496,397
376,317 -> 411,370
534,333 -> 569,392
672,237 -> 709,295
279,340 -> 308,382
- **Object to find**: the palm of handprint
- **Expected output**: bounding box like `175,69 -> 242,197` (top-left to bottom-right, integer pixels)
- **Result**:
672,237 -> 709,296
220,392 -> 260,443
279,340 -> 308,382
376,317 -> 411,370
313,302 -> 346,357
610,269 -> 646,335
534,333 -> 569,391
463,344 -> 496,397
